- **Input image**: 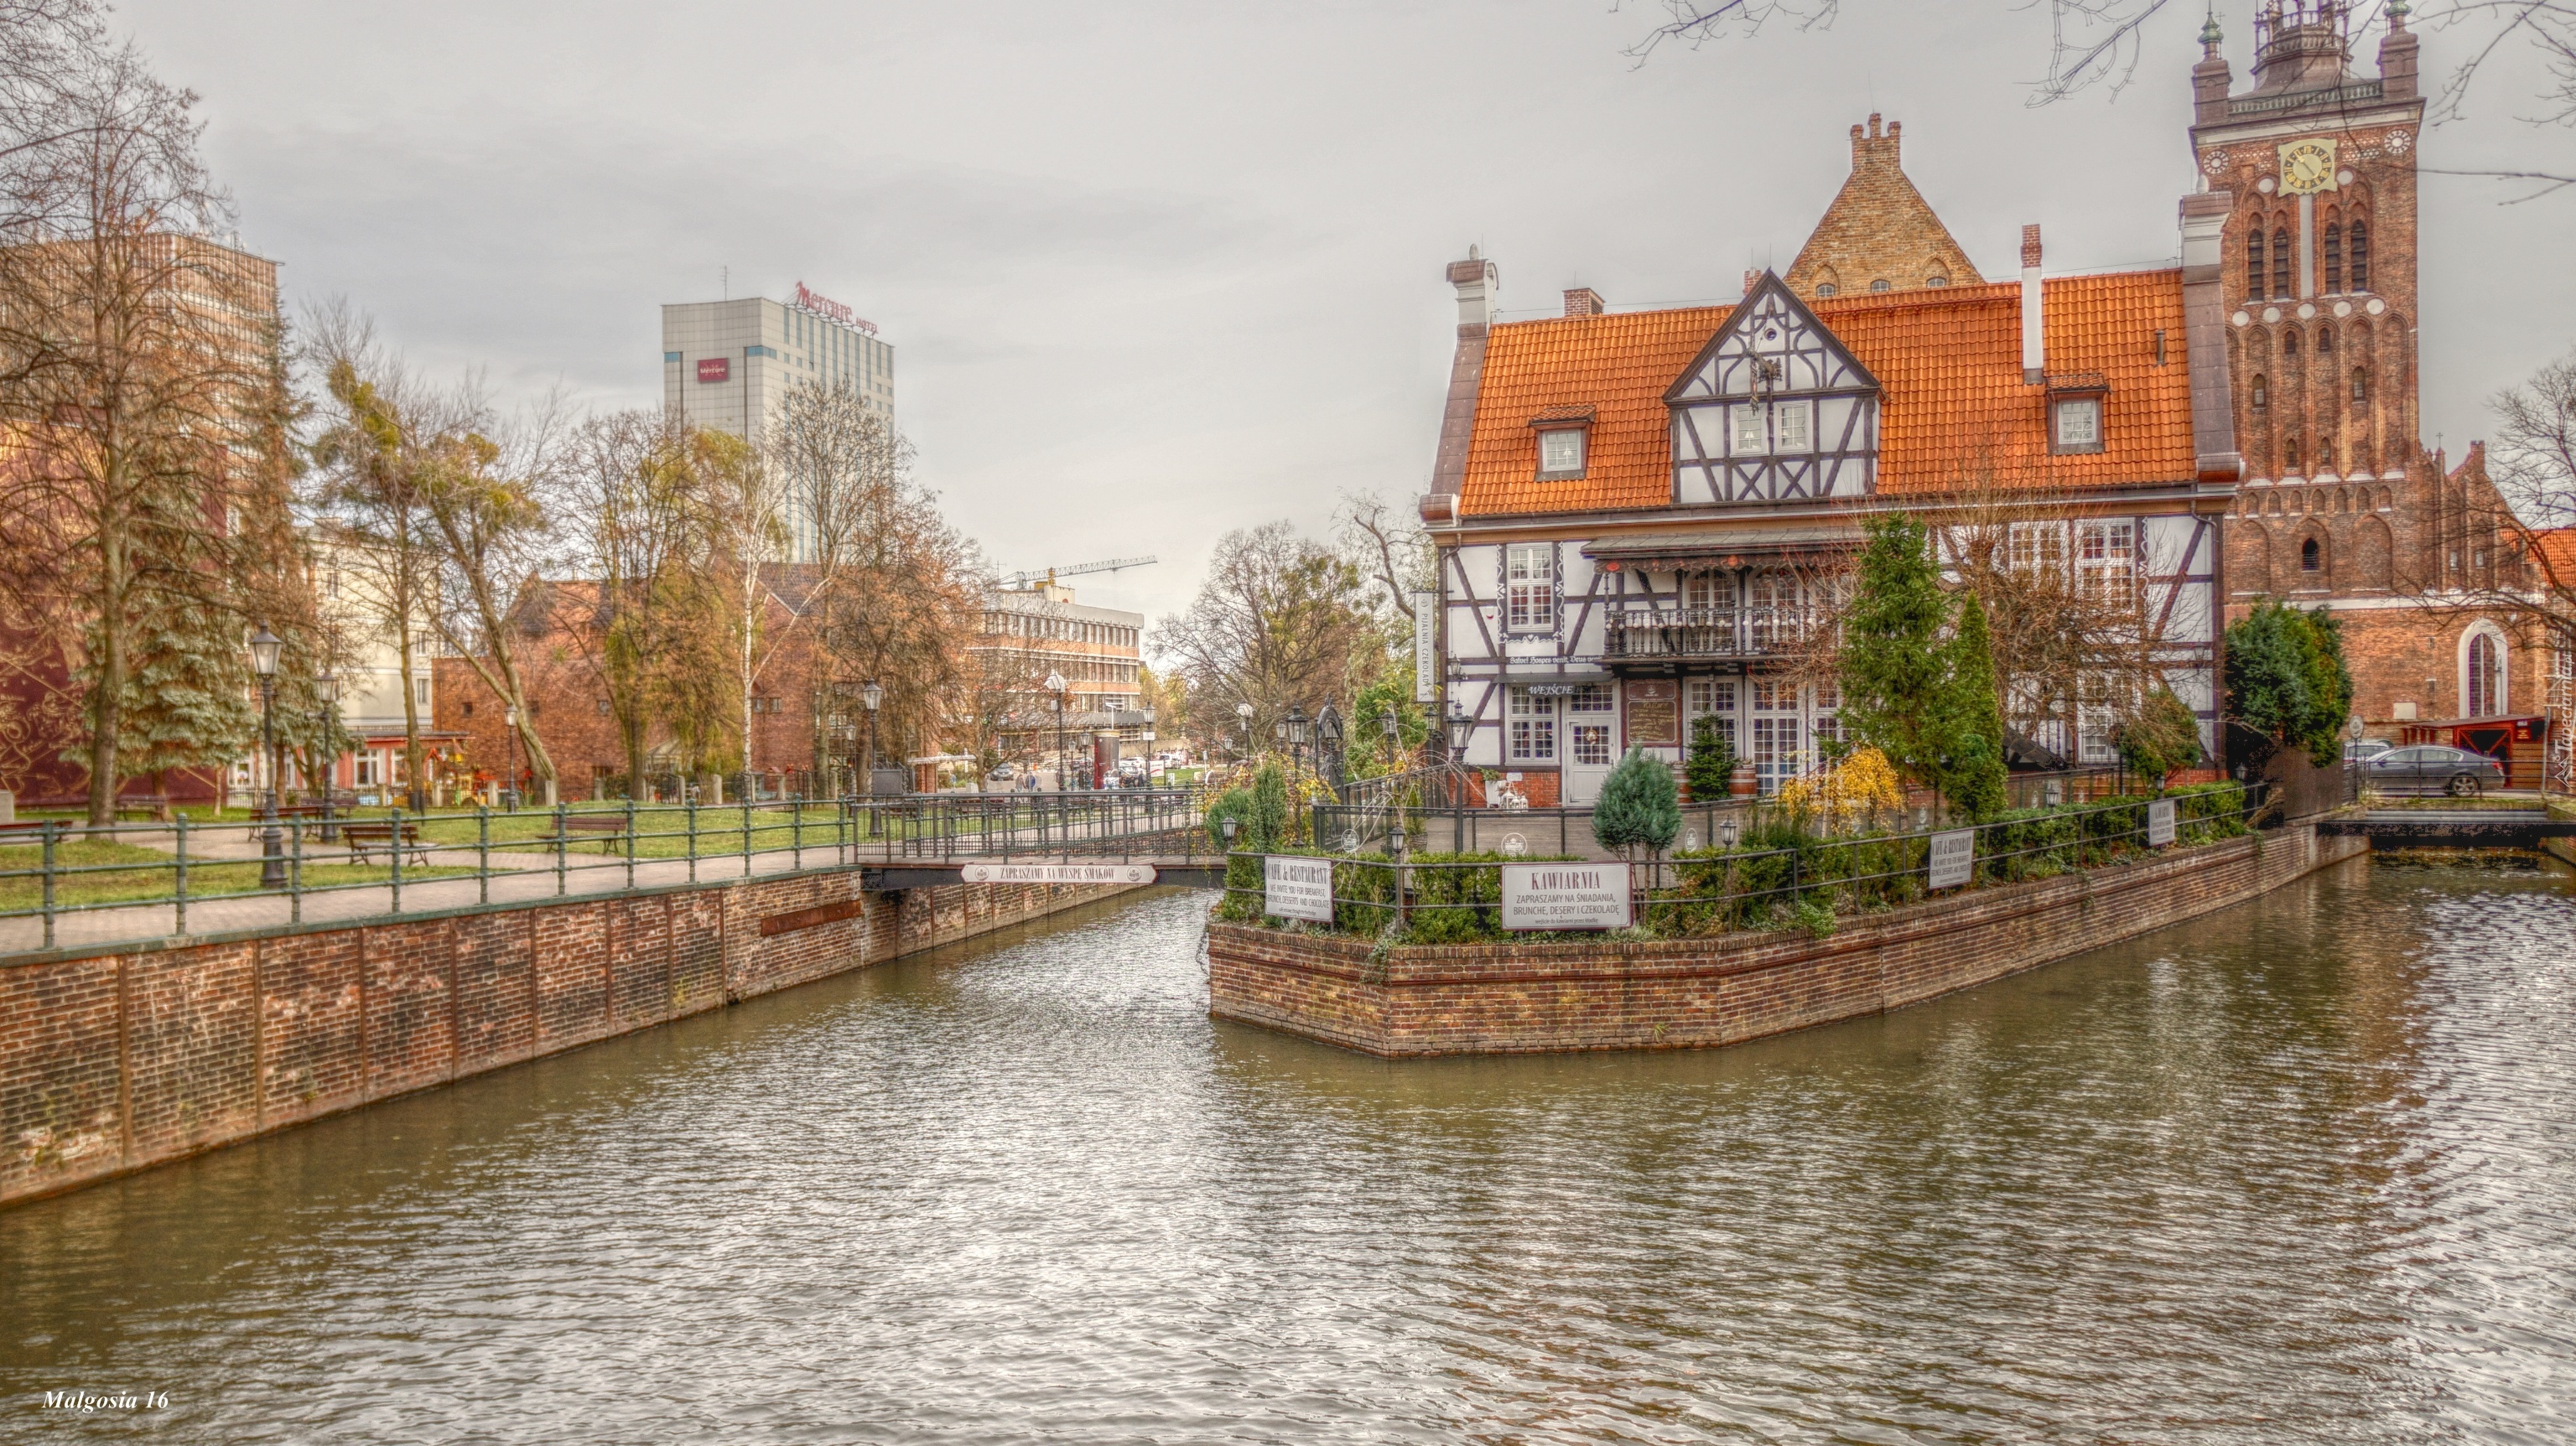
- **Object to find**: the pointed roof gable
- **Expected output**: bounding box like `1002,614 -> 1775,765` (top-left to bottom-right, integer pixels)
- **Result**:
1781,114 -> 1983,303
1666,270 -> 1877,405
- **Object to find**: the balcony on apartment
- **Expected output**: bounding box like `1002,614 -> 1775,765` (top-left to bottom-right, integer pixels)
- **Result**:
1600,605 -> 1824,663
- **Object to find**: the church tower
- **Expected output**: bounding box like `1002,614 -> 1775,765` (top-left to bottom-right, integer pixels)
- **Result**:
2189,1 -> 2421,499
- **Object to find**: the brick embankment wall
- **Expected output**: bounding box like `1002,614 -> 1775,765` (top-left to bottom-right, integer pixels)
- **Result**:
0,874 -> 1136,1209
1208,824 -> 2365,1058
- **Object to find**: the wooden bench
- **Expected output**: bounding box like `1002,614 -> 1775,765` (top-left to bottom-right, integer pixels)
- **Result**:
538,816 -> 632,853
18,793 -> 169,821
341,821 -> 435,868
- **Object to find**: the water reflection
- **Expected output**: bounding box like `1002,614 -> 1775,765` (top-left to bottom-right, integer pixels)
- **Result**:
3,858 -> 2571,1442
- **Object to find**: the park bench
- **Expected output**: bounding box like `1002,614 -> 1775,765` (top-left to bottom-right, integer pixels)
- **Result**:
538,815 -> 633,853
341,821 -> 435,868
17,793 -> 169,821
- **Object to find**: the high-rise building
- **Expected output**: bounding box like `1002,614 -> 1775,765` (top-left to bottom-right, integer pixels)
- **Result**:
661,280 -> 894,446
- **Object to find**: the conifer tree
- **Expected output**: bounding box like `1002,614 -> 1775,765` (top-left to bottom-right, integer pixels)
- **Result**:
1836,513 -> 1953,788
104,607 -> 257,796
1592,747 -> 1681,858
1935,591 -> 2009,819
1684,712 -> 1737,801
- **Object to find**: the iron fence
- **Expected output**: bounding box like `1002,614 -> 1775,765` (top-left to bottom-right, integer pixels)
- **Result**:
1225,781 -> 2268,943
0,788 -> 1219,957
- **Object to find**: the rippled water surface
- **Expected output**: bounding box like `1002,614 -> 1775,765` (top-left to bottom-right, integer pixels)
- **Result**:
5,856 -> 2574,1443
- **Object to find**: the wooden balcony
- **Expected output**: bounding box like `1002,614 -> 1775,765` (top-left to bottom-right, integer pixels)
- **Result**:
1601,607 -> 1819,662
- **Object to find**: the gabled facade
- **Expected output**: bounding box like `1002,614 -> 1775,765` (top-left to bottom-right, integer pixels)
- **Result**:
1664,274 -> 1881,505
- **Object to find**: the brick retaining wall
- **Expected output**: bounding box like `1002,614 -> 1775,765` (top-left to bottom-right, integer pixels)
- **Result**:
1,873 -> 1136,1208
1208,823 -> 2366,1057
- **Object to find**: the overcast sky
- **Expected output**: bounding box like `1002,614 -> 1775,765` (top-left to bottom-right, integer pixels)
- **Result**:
122,0 -> 2576,638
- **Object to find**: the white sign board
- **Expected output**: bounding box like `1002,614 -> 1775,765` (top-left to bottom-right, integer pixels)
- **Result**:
2146,799 -> 2177,847
1263,856 -> 1336,923
959,862 -> 1157,885
1413,591 -> 1437,703
1927,829 -> 1976,890
1501,863 -> 1633,931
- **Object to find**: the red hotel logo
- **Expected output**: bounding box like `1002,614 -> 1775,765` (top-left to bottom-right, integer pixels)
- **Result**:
696,357 -> 730,383
790,281 -> 878,336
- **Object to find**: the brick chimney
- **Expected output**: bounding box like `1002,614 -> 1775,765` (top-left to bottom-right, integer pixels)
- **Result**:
1562,287 -> 1604,318
1425,246 -> 1498,526
2020,225 -> 2044,384
1849,111 -> 1899,171
1743,269 -> 1759,298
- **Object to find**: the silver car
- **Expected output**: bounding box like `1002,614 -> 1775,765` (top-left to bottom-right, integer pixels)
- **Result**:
2363,744 -> 2508,798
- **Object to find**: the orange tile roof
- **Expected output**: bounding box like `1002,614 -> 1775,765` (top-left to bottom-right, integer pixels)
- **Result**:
1457,272 -> 2195,517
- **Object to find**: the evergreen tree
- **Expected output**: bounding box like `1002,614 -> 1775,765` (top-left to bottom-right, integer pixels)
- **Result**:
1592,747 -> 1682,858
1836,513 -> 1954,787
62,602 -> 257,806
1935,591 -> 2009,819
1247,762 -> 1291,852
1684,712 -> 1737,801
2225,600 -> 2353,766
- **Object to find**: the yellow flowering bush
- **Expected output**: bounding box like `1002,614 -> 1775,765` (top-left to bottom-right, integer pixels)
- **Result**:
1775,746 -> 1907,832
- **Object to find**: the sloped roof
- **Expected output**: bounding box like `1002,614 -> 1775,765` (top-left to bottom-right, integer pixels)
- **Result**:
1457,271 -> 2196,518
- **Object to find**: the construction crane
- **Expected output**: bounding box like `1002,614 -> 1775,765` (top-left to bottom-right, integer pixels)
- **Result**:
997,556 -> 1158,590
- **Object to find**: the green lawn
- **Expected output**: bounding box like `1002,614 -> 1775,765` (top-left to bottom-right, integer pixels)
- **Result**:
0,839 -> 473,911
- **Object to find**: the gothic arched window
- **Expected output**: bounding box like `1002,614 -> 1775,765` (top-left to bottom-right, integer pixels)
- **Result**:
2248,227 -> 2266,302
2349,220 -> 2371,291
2324,221 -> 2343,292
2286,434 -> 2303,470
2468,632 -> 2503,715
2283,328 -> 2300,360
2301,536 -> 2321,572
2251,372 -> 2269,410
2352,366 -> 2368,402
2271,225 -> 2293,300
2317,325 -> 2334,355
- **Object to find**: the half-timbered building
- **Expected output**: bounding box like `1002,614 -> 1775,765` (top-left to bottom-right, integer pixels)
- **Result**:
1420,122 -> 2234,805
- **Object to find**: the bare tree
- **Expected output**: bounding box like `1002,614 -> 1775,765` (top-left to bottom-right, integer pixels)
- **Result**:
1152,521 -> 1392,757
0,30 -> 266,824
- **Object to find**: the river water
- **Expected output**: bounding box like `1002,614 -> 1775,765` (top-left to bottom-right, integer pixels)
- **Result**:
3,855 -> 2573,1443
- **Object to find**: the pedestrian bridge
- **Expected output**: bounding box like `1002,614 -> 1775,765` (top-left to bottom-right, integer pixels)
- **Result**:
2316,810 -> 2576,850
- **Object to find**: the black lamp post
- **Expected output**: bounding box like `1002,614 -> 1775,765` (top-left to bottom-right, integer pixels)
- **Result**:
861,679 -> 884,796
1284,704 -> 1309,780
1046,671 -> 1067,790
503,705 -> 521,812
1445,702 -> 1476,846
316,674 -> 340,842
248,626 -> 284,889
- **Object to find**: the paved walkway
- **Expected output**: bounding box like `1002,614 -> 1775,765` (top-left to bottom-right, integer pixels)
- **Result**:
2,817 -> 1208,958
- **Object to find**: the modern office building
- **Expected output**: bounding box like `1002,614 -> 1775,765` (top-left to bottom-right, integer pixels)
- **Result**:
662,282 -> 894,442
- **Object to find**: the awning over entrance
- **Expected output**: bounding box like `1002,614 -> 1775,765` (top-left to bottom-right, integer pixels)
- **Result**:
1581,524 -> 1860,571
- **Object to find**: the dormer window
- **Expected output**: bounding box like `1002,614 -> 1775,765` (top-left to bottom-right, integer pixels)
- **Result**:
1528,405 -> 1594,479
1815,282 -> 1838,297
1537,427 -> 1587,478
2046,374 -> 2108,455
1869,278 -> 1891,292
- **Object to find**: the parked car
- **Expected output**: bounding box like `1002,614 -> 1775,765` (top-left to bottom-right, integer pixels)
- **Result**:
2344,739 -> 2392,764
2362,744 -> 2506,797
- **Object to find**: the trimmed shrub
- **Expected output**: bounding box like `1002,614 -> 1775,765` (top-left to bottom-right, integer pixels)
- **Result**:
1592,748 -> 1682,857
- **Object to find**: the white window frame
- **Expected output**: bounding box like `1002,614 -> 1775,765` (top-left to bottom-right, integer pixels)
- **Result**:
1730,402 -> 1768,455
1508,686 -> 1556,762
2051,396 -> 2105,453
1570,723 -> 1613,766
2008,521 -> 2068,581
1504,544 -> 1555,634
1773,398 -> 1813,453
2075,520 -> 2137,611
1537,428 -> 1587,479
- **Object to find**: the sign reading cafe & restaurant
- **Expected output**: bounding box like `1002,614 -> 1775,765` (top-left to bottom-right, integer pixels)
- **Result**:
1927,830 -> 1976,890
1500,863 -> 1633,931
1264,856 -> 1336,924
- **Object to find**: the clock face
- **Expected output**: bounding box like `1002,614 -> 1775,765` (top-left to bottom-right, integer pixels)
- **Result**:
2278,138 -> 2338,195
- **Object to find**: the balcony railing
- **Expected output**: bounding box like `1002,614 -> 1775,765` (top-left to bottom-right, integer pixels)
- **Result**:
1602,607 -> 1816,661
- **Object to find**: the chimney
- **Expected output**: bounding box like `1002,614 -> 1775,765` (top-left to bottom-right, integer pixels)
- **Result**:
1562,287 -> 1604,318
1447,244 -> 1498,337
2179,192 -> 2242,482
2020,225 -> 2044,384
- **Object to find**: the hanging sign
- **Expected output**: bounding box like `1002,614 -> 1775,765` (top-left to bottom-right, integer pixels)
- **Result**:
959,862 -> 1156,885
1501,862 -> 1633,930
1927,829 -> 1976,889
2146,799 -> 2177,847
1413,591 -> 1437,703
1263,856 -> 1336,923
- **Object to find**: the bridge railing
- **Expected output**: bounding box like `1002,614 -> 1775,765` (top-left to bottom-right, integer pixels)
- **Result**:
0,788 -> 1222,958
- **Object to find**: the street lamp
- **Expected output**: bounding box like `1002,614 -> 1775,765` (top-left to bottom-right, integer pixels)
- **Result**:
1445,702 -> 1474,759
1046,671 -> 1067,791
316,674 -> 340,842
247,626 -> 285,889
1235,700 -> 1254,764
503,705 -> 521,812
1285,703 -> 1309,779
860,680 -> 884,796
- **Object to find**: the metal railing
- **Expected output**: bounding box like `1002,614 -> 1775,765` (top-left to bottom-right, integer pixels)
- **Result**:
1225,782 -> 2269,942
1601,607 -> 1820,661
0,787 -> 1220,957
